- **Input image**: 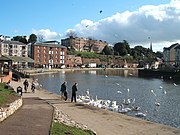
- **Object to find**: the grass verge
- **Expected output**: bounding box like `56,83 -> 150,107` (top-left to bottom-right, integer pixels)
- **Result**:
0,83 -> 20,107
50,122 -> 96,135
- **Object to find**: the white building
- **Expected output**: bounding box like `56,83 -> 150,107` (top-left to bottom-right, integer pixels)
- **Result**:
0,40 -> 29,66
163,43 -> 180,65
0,35 -> 11,41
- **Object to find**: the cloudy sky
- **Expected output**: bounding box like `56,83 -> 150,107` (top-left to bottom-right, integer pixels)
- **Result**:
1,0 -> 180,52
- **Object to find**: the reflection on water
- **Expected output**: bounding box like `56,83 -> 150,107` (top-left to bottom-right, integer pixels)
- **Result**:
32,69 -> 180,128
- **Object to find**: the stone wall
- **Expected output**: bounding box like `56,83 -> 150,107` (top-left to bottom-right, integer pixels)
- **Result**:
0,98 -> 23,122
53,107 -> 96,134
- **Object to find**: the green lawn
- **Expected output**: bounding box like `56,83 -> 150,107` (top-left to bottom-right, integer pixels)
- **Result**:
0,83 -> 19,107
50,122 -> 96,135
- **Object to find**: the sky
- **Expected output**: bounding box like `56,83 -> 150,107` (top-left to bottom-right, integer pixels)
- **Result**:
1,0 -> 180,52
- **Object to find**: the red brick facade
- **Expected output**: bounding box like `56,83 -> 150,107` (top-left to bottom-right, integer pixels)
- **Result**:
32,43 -> 67,68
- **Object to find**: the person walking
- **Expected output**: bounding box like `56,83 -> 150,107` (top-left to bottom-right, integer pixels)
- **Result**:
23,79 -> 29,93
71,82 -> 78,102
31,81 -> 35,93
60,81 -> 68,101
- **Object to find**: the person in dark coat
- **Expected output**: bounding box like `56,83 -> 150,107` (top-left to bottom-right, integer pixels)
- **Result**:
71,82 -> 78,102
31,81 -> 35,93
60,81 -> 68,101
23,79 -> 29,93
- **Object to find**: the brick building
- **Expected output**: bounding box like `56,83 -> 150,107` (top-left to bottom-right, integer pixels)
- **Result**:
30,41 -> 67,68
61,36 -> 108,53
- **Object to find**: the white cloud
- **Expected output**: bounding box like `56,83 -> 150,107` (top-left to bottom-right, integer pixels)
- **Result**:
32,29 -> 61,41
70,0 -> 180,52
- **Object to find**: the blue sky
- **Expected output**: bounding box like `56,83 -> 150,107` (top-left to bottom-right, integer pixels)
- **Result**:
1,0 -> 180,52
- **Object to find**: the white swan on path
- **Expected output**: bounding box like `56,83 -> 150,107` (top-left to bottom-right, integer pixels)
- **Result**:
135,111 -> 147,117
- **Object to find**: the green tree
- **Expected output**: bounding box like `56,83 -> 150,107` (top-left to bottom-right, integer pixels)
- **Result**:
113,40 -> 130,56
12,36 -> 28,44
102,45 -> 113,55
28,34 -> 37,44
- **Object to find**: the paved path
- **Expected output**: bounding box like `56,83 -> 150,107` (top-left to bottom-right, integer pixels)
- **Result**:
0,97 -> 53,135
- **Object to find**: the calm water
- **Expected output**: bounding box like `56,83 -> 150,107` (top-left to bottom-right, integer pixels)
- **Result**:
31,69 -> 180,128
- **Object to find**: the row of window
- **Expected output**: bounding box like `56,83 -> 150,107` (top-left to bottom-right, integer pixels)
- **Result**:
37,59 -> 64,64
2,49 -> 27,55
37,49 -> 64,55
37,54 -> 64,59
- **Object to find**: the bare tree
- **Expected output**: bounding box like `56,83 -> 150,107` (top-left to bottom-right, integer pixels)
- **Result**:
66,30 -> 77,38
37,34 -> 44,43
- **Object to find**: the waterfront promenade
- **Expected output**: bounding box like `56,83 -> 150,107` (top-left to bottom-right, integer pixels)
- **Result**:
1,77 -> 178,135
0,97 -> 53,135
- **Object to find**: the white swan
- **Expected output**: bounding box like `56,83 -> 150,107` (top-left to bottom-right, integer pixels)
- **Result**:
117,91 -> 122,94
155,102 -> 160,106
132,106 -> 141,111
118,104 -> 131,113
151,90 -> 156,96
163,90 -> 167,94
173,83 -> 178,86
135,111 -> 147,117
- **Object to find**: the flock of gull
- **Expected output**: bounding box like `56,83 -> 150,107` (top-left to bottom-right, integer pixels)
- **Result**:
76,76 -> 178,118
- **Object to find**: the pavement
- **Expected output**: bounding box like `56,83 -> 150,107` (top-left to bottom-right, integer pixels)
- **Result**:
0,80 -> 53,135
0,78 -> 180,135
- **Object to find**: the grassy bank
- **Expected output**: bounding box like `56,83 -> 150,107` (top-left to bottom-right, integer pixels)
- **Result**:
0,83 -> 19,107
50,122 -> 95,135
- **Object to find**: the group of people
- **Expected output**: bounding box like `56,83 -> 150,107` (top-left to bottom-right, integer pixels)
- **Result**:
23,79 -> 36,93
60,81 -> 78,102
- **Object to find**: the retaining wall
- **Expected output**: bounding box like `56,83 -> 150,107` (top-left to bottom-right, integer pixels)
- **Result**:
0,98 -> 23,122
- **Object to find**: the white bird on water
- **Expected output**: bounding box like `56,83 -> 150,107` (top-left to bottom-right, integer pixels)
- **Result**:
173,83 -> 178,86
159,86 -> 163,89
155,102 -> 160,106
135,111 -> 147,117
151,90 -> 156,96
163,90 -> 167,94
117,91 -> 122,94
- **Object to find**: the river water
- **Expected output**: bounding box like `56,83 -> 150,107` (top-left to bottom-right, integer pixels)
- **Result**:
31,69 -> 180,128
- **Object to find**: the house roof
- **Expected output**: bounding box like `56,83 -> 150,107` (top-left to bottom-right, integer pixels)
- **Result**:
3,55 -> 34,63
0,55 -> 12,61
34,43 -> 66,49
164,43 -> 180,50
174,45 -> 180,49
0,40 -> 26,45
